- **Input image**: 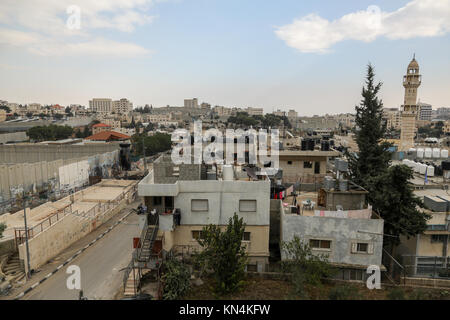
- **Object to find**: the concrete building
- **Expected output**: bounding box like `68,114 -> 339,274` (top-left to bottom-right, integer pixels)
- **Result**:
278,150 -> 340,184
92,123 -> 112,135
113,98 -> 133,114
90,98 -> 113,114
383,108 -> 402,130
245,107 -> 264,116
400,56 -> 422,151
397,189 -> 450,278
279,185 -> 384,281
184,98 -> 199,109
138,155 -> 271,271
418,102 -> 433,121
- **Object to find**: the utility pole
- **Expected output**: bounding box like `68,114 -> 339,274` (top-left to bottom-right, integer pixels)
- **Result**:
22,192 -> 31,279
142,137 -> 147,173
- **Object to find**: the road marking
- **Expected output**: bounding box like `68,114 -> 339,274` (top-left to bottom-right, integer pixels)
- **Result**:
14,209 -> 134,300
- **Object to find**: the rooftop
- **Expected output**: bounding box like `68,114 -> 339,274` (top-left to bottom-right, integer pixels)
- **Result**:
85,130 -> 131,141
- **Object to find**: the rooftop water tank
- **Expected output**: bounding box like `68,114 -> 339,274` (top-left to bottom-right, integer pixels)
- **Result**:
223,165 -> 234,181
427,165 -> 435,177
417,148 -> 424,159
433,148 -> 441,159
424,148 -> 432,158
419,163 -> 427,175
339,179 -> 348,192
413,162 -> 420,173
441,149 -> 449,159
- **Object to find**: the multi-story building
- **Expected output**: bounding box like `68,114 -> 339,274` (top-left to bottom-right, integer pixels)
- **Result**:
27,103 -> 42,113
280,185 -> 384,281
383,108 -> 402,130
89,98 -> 113,113
278,150 -> 340,184
397,189 -> 450,278
245,107 -> 264,116
113,98 -> 133,114
418,102 -> 433,121
273,109 -> 286,117
184,98 -> 199,109
138,155 -> 271,271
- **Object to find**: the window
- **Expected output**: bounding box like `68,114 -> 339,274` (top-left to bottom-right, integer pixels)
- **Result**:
243,232 -> 251,241
351,242 -> 374,254
314,161 -> 320,174
239,200 -> 257,212
192,231 -> 205,240
357,243 -> 368,253
431,235 -> 447,243
153,197 -> 162,206
304,161 -> 313,168
287,161 -> 293,165
191,199 -> 208,212
309,239 -> 331,250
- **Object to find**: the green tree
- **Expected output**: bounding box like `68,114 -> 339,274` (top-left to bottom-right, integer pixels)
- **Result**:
0,105 -> 11,113
347,64 -> 430,264
347,64 -> 392,190
281,236 -> 334,298
161,258 -> 191,300
196,213 -> 248,294
27,124 -> 73,141
132,133 -> 171,157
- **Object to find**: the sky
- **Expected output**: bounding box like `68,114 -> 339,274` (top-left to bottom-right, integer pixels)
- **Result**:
0,0 -> 450,116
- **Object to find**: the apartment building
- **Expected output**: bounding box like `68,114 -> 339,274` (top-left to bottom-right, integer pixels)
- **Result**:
397,189 -> 450,278
418,102 -> 433,121
138,155 -> 271,271
383,108 -> 402,130
184,98 -> 199,108
0,110 -> 6,122
113,98 -> 133,114
245,107 -> 264,116
90,98 -> 113,113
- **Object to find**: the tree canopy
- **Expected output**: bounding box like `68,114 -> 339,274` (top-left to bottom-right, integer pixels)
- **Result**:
347,64 -> 429,249
27,124 -> 73,141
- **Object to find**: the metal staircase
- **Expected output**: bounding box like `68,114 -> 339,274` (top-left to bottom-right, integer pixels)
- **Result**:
123,214 -> 161,297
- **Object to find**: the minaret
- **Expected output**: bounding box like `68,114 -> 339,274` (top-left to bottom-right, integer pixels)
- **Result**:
400,55 -> 422,151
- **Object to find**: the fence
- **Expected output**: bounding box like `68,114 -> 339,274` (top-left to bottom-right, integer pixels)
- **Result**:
402,255 -> 450,279
13,187 -> 135,246
382,248 -> 407,285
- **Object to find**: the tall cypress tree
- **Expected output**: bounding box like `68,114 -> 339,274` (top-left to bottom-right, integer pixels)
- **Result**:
348,64 -> 429,262
347,64 -> 392,192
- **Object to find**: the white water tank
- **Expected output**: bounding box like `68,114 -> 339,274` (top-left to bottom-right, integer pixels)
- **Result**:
433,148 -> 441,159
419,163 -> 427,174
417,148 -> 424,158
427,165 -> 435,177
223,165 -> 234,181
424,148 -> 432,158
413,162 -> 420,173
441,149 -> 449,159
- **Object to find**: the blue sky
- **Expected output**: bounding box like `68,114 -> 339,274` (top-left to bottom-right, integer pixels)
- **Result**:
0,0 -> 449,115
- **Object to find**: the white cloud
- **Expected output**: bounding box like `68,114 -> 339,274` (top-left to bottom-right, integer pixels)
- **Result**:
275,0 -> 450,53
0,0 -> 156,57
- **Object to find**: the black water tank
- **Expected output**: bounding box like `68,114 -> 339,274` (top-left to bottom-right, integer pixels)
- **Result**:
442,161 -> 450,171
308,139 -> 315,151
301,139 -> 307,151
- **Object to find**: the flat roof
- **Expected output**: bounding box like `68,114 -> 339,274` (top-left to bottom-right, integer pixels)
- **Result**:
279,150 -> 341,157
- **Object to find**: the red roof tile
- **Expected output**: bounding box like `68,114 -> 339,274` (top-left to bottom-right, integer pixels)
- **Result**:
92,123 -> 111,128
85,131 -> 131,141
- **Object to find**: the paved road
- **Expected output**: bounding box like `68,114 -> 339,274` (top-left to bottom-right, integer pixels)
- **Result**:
23,211 -> 141,300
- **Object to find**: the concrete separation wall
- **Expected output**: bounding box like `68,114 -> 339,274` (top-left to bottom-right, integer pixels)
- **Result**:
0,132 -> 28,144
0,150 -> 119,206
